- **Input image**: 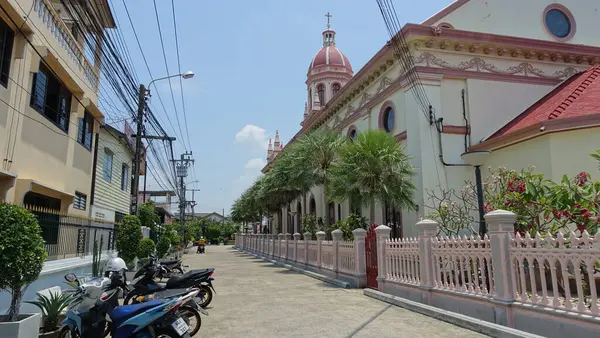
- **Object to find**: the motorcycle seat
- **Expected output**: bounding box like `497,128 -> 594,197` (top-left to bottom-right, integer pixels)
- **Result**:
110,299 -> 166,324
160,259 -> 179,265
166,269 -> 211,289
154,288 -> 191,299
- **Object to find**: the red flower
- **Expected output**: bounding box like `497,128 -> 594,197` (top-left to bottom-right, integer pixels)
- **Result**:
577,224 -> 586,233
575,172 -> 589,187
552,209 -> 562,220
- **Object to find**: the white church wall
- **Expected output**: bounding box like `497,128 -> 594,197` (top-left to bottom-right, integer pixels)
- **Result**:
428,0 -> 599,46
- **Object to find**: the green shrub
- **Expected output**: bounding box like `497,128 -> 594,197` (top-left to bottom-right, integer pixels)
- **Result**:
137,238 -> 156,259
116,215 -> 143,268
156,235 -> 171,258
301,214 -> 318,235
0,203 -> 47,321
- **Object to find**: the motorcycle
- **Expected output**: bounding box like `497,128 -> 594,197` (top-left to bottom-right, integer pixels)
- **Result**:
125,256 -> 215,309
156,258 -> 189,279
60,272 -> 198,338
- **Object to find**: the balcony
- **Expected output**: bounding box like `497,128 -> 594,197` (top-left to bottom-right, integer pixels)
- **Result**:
31,0 -> 99,94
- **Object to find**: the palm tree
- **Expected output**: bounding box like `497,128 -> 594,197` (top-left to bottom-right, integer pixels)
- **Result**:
291,129 -> 345,227
328,130 -> 416,224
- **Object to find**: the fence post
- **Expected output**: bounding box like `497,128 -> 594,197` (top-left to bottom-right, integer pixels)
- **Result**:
277,233 -> 283,258
303,232 -> 311,265
285,233 -> 292,260
293,233 -> 301,262
353,228 -> 367,287
331,229 -> 343,272
416,219 -> 438,303
375,225 -> 391,287
485,210 -> 517,325
316,231 -> 326,267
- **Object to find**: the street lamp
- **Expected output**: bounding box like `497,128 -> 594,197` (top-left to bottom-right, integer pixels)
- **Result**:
461,150 -> 491,238
148,71 -> 195,88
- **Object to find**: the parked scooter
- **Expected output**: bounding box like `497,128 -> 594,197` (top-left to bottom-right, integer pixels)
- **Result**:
59,272 -> 198,338
124,256 -> 215,309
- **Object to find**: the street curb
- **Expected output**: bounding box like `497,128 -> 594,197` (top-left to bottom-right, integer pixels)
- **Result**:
240,250 -> 351,288
364,289 -> 544,338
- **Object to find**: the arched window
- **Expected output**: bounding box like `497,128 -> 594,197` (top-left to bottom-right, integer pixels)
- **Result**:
309,196 -> 316,215
332,83 -> 341,96
347,125 -> 357,141
379,104 -> 395,133
317,84 -> 325,105
308,88 -> 312,108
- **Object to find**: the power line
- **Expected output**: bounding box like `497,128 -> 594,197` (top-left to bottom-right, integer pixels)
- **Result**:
170,0 -> 192,150
152,0 -> 188,151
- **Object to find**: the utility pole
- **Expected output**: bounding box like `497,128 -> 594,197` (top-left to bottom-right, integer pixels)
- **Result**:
173,151 -> 194,237
131,84 -> 146,214
187,189 -> 201,217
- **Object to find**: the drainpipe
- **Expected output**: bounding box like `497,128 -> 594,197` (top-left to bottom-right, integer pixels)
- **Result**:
461,89 -> 470,153
90,132 -> 100,206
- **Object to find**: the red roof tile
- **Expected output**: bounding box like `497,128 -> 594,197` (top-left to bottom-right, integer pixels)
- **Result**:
489,66 -> 600,139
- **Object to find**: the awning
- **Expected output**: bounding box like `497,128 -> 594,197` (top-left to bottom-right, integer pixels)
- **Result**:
81,98 -> 105,119
17,179 -> 74,200
0,170 -> 17,179
31,45 -> 85,96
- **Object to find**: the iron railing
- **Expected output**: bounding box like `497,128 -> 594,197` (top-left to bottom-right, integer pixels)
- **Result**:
24,205 -> 117,261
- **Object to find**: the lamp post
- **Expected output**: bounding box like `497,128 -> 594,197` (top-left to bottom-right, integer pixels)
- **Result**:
132,71 -> 195,214
461,150 -> 491,238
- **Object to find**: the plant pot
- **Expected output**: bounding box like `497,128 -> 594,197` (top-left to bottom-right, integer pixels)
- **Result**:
0,313 -> 42,338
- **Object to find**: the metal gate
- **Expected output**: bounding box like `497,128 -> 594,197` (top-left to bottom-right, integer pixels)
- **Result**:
365,223 -> 378,289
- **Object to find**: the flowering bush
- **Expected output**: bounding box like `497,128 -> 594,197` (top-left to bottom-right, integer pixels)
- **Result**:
426,165 -> 600,237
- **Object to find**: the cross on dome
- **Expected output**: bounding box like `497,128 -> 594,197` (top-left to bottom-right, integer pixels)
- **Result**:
325,12 -> 332,29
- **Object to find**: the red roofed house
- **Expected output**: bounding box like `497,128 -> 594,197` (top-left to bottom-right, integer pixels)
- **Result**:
260,1 -> 600,242
472,65 -> 600,181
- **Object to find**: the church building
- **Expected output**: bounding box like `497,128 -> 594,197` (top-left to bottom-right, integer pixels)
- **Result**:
263,0 -> 600,237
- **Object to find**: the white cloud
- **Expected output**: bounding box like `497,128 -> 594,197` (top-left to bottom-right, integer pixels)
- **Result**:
244,157 -> 266,170
235,124 -> 269,152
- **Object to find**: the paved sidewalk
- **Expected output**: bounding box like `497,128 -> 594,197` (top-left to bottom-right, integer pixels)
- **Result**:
183,245 -> 485,338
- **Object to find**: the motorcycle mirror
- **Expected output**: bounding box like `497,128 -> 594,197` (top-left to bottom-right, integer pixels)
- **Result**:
64,273 -> 78,284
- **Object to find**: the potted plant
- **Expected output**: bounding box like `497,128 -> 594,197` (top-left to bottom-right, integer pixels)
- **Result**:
25,292 -> 73,337
0,203 -> 47,337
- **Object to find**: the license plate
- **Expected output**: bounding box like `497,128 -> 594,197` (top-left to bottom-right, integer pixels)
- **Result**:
171,317 -> 189,336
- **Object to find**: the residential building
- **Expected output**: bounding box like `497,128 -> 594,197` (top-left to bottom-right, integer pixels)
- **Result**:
188,212 -> 227,223
264,1 -> 600,237
89,124 -> 134,224
0,0 -> 114,216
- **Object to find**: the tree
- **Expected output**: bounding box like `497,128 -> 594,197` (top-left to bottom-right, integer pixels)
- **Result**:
292,129 -> 345,227
329,130 -> 416,224
116,215 -> 143,268
0,203 -> 47,321
156,235 -> 171,258
137,238 -> 156,259
139,201 -> 160,240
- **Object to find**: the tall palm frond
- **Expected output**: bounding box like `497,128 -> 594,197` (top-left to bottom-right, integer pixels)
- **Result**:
329,130 -> 416,223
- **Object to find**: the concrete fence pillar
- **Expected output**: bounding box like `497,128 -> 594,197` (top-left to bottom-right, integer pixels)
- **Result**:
416,219 -> 438,290
316,231 -> 326,267
303,232 -> 311,264
284,233 -> 292,260
375,225 -> 391,287
277,233 -> 284,258
353,228 -> 367,287
485,209 -> 517,327
293,232 -> 301,262
331,229 -> 343,272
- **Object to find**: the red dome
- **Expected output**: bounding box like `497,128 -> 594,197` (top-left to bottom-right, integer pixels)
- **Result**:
308,46 -> 353,73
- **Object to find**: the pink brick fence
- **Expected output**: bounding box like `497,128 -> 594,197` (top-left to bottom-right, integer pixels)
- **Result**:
235,228 -> 367,287
235,210 -> 600,337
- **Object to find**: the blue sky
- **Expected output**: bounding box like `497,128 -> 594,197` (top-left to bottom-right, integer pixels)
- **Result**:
108,0 -> 454,214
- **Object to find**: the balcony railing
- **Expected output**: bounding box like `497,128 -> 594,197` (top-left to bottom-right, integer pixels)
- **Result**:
33,0 -> 99,92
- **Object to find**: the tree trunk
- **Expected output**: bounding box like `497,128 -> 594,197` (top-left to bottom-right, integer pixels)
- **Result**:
369,200 -> 376,226
323,184 -> 330,229
8,286 -> 22,322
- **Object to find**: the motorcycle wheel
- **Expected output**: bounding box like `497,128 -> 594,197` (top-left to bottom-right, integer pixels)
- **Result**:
197,285 -> 213,308
103,321 -> 111,337
179,305 -> 201,336
58,327 -> 80,338
123,291 -> 139,305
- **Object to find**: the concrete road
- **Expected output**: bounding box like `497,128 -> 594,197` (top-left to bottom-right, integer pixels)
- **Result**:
183,245 -> 486,338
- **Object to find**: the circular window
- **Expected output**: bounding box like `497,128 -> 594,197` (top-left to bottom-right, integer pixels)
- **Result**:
383,107 -> 395,132
544,8 -> 572,39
